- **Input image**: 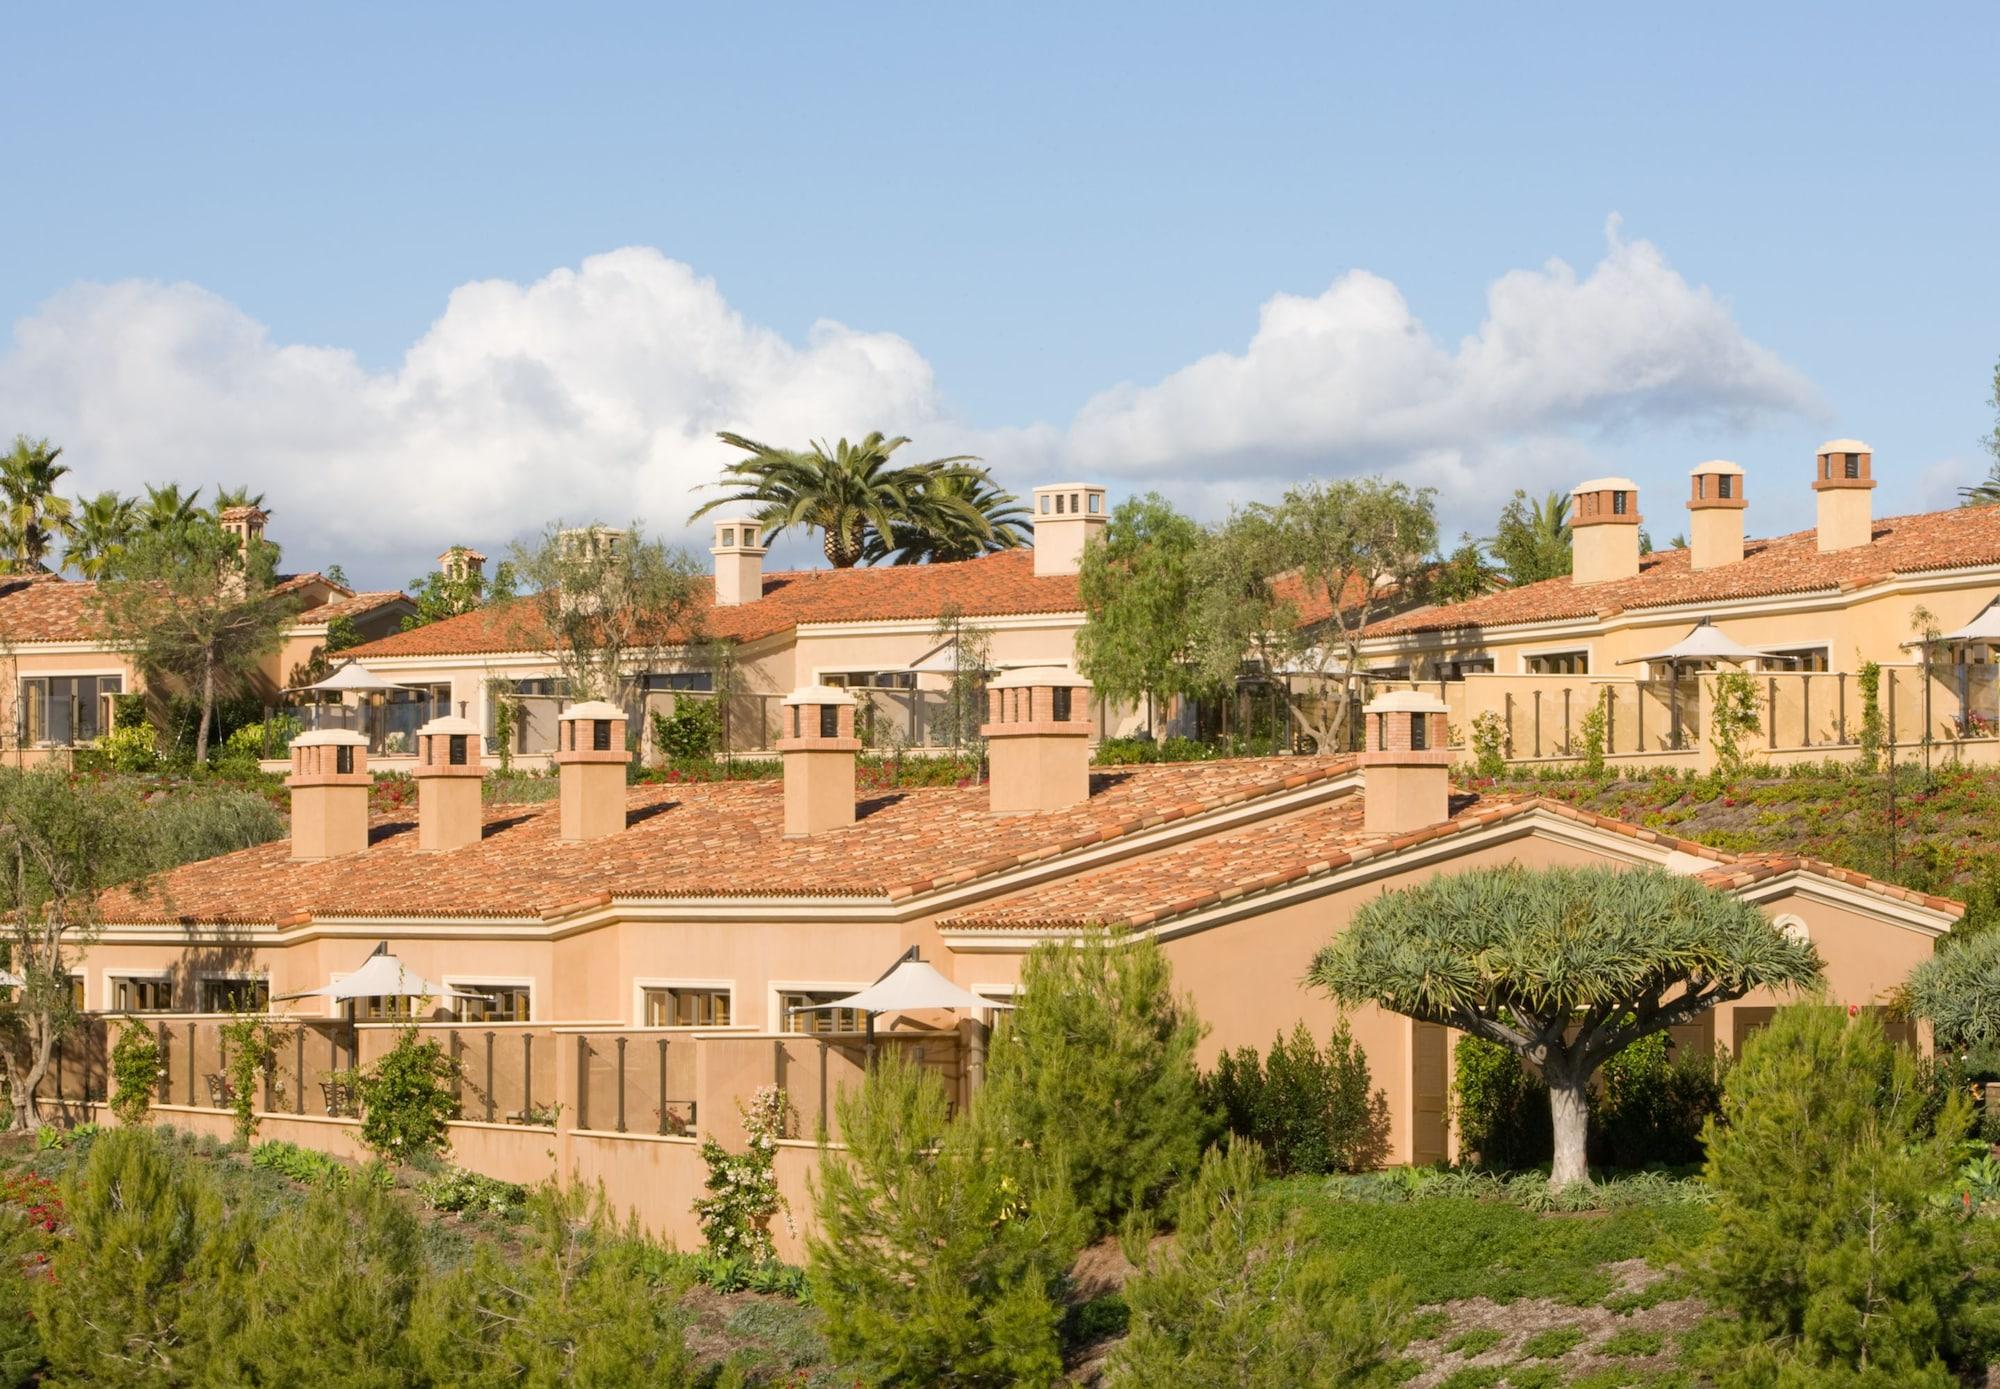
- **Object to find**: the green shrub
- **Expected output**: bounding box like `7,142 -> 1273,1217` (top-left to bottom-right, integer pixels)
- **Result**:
223,714 -> 300,762
650,697 -> 721,763
416,1164 -> 526,1216
218,1014 -> 283,1147
982,929 -> 1210,1234
1209,1019 -> 1390,1176
808,1052 -> 1082,1387
34,1128 -> 231,1387
201,1179 -> 426,1386
1698,1004 -> 1990,1384
147,786 -> 287,868
352,1025 -> 460,1164
250,1138 -> 372,1187
1592,1032 -> 1728,1170
88,721 -> 160,774
1105,1137 -> 1411,1388
108,1021 -> 162,1127
1446,1328 -> 1503,1355
1470,711 -> 1509,779
1518,1324 -> 1586,1358
1452,1035 -> 1551,1169
408,1185 -> 698,1386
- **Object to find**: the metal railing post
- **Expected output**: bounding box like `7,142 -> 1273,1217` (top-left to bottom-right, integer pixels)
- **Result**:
615,1037 -> 627,1134
484,1032 -> 496,1123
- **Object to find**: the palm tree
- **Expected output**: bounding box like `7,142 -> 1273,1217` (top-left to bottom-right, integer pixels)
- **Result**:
140,482 -> 204,534
0,436 -> 75,574
1486,488 -> 1573,585
67,490 -> 140,579
212,484 -> 268,515
692,432 -> 979,568
864,467 -> 1031,565
1962,463 -> 2000,507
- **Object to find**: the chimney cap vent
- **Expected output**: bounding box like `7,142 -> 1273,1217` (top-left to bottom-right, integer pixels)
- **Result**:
291,728 -> 368,748
783,684 -> 857,708
556,700 -> 627,723
711,518 -> 768,551
416,714 -> 482,738
1816,438 -> 1873,455
1363,690 -> 1449,716
1690,459 -> 1744,476
1571,476 -> 1639,495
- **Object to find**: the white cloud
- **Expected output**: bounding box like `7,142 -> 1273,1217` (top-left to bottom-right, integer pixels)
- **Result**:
0,224 -> 1818,584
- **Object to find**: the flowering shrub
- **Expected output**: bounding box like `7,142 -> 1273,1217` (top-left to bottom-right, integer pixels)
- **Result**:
109,1021 -> 162,1126
352,1025 -> 460,1163
417,1165 -> 526,1217
693,1085 -> 793,1263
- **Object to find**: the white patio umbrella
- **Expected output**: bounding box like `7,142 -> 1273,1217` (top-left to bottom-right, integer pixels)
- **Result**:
1617,618 -> 1779,749
1904,594 -> 2000,648
293,660 -> 414,695
273,943 -> 483,1006
0,970 -> 22,989
788,950 -> 1012,1060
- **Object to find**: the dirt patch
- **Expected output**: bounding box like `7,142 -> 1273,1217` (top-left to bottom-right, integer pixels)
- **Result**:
1068,1234 -> 1140,1300
1399,1260 -> 1708,1389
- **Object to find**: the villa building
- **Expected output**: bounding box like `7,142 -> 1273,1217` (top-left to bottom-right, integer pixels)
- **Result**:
1,505 -> 413,765
1357,442 -> 2000,769
68,681 -> 1956,1255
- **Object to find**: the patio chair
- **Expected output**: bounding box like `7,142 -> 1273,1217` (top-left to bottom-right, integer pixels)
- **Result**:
204,1073 -> 233,1108
319,1079 -> 356,1117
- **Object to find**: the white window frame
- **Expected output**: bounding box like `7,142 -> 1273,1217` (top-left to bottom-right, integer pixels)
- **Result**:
1519,645 -> 1593,676
106,969 -> 174,1013
443,975 -> 537,1023
769,979 -> 869,1035
15,669 -> 126,747
196,971 -> 270,1015
631,977 -> 736,1029
1758,642 -> 1833,672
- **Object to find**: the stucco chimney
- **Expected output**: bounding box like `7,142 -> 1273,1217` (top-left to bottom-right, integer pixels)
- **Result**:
778,686 -> 860,837
1030,483 -> 1109,577
553,701 -> 629,842
1686,461 -> 1746,571
981,667 -> 1093,814
1813,439 -> 1876,553
710,519 -> 767,607
218,505 -> 268,552
287,729 -> 370,861
438,546 -> 486,584
1360,691 -> 1451,835
1569,478 -> 1642,585
411,715 -> 485,852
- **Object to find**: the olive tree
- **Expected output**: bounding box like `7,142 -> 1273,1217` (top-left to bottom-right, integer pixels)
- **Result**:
1308,864 -> 1820,1188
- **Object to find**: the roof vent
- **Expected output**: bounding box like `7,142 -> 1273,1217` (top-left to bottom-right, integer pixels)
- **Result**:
710,518 -> 767,607
287,729 -> 370,861
412,715 -> 485,852
1030,483 -> 1109,577
554,701 -> 629,842
1359,691 -> 1451,835
778,686 -> 859,837
1569,478 -> 1641,585
1812,439 -> 1875,553
981,668 -> 1094,813
1687,461 -> 1746,571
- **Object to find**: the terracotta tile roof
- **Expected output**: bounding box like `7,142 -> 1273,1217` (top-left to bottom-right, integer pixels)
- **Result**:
0,574 -> 103,644
1365,504 -> 2000,639
0,571 -> 375,645
100,756 -> 1359,926
294,590 -> 409,625
937,793 -> 1964,931
345,548 -> 1086,660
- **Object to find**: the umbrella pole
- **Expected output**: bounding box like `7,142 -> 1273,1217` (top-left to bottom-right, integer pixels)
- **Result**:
1669,660 -> 1682,751
864,1011 -> 877,1073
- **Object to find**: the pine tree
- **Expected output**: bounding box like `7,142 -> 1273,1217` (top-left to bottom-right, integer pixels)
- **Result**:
1106,1137 -> 1411,1388
408,1186 -> 696,1388
1698,1005 -> 1985,1385
980,929 -> 1211,1233
196,1181 -> 425,1388
808,1052 -> 1082,1387
34,1129 -> 239,1388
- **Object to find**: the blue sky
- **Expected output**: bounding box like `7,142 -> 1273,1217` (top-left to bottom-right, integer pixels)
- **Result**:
3,3 -> 1996,586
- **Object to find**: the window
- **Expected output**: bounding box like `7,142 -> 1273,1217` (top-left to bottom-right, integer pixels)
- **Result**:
1766,647 -> 1829,672
643,987 -> 732,1027
201,978 -> 269,1013
345,995 -> 417,1022
1526,651 -> 1590,675
1435,656 -> 1495,680
113,976 -> 173,1012
780,990 -> 865,1035
1088,492 -> 1102,515
16,674 -> 122,747
68,975 -> 85,1011
822,671 -> 916,690
453,983 -> 531,1023
720,526 -> 735,547
1409,713 -> 1428,751
640,672 -> 715,692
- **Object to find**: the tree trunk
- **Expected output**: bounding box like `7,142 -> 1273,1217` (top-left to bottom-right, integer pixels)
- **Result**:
1548,1074 -> 1592,1189
195,654 -> 215,764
